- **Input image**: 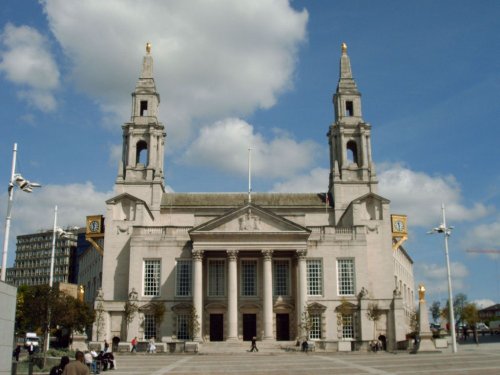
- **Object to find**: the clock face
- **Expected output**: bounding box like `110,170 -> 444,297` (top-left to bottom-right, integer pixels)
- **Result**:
394,220 -> 405,232
89,220 -> 100,233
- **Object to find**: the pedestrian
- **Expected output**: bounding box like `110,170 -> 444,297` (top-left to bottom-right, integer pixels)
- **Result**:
148,337 -> 156,353
50,356 -> 70,375
378,334 -> 387,351
104,340 -> 109,353
62,351 -> 89,375
131,336 -> 138,353
13,345 -> 21,362
301,340 -> 309,352
250,336 -> 258,352
463,325 -> 468,340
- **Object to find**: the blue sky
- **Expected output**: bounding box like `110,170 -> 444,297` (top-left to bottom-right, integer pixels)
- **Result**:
0,0 -> 499,308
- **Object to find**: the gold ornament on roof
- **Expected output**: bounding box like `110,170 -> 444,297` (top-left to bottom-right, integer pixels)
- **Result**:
146,42 -> 152,54
341,42 -> 347,54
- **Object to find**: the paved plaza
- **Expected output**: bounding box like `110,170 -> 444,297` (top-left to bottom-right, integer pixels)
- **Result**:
107,341 -> 500,375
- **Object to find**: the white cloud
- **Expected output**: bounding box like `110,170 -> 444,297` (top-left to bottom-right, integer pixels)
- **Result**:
271,167 -> 329,193
0,182 -> 113,265
473,299 -> 495,309
42,0 -> 308,142
462,220 -> 500,250
0,23 -> 60,111
182,118 -> 321,178
416,261 -> 469,294
378,163 -> 492,227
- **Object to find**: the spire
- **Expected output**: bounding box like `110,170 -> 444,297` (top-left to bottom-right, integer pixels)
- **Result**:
141,42 -> 153,79
337,42 -> 358,94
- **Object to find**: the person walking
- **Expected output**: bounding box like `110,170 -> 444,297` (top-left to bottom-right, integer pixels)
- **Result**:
148,337 -> 156,353
250,336 -> 258,352
13,345 -> 21,362
131,337 -> 138,353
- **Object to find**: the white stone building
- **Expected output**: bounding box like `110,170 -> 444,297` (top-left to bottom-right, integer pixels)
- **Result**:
96,43 -> 414,351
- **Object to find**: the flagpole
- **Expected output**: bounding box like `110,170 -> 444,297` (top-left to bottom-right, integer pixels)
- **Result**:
248,148 -> 252,203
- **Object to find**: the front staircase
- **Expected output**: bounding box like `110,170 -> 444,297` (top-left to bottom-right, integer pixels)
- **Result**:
199,340 -> 299,354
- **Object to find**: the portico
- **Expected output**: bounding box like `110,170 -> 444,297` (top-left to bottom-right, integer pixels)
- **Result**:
189,203 -> 310,342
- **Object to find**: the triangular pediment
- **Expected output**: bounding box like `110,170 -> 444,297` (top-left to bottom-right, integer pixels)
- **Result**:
189,203 -> 310,235
106,192 -> 154,221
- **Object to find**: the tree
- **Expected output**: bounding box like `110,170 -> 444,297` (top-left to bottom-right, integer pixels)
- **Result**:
461,303 -> 479,326
150,302 -> 166,338
366,303 -> 383,339
94,301 -> 105,342
441,293 -> 468,324
299,306 -> 314,340
124,300 -> 138,334
187,306 -> 200,340
430,301 -> 441,323
16,285 -> 94,346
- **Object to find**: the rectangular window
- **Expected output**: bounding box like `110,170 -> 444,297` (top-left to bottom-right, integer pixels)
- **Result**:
241,260 -> 257,296
307,259 -> 322,296
144,314 -> 156,339
337,259 -> 355,295
273,260 -> 289,296
140,100 -> 148,116
310,313 -> 322,340
345,101 -> 354,116
144,259 -> 161,296
177,314 -> 190,340
176,260 -> 192,296
342,314 -> 354,339
208,259 -> 225,297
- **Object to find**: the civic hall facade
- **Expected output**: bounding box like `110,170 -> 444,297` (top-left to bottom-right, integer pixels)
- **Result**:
96,44 -> 415,351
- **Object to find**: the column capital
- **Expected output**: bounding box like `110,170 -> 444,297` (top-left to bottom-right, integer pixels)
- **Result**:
227,250 -> 239,261
261,249 -> 273,261
192,250 -> 204,261
296,249 -> 307,260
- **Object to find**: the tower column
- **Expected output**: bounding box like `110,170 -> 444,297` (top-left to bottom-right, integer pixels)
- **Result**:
360,129 -> 368,167
192,250 -> 204,342
296,250 -> 308,338
262,250 -> 274,340
227,250 -> 239,341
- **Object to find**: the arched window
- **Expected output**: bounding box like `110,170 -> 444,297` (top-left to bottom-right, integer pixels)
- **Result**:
136,140 -> 148,165
346,141 -> 358,165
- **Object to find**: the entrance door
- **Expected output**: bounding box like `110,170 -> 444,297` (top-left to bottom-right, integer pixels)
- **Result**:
210,314 -> 224,341
243,314 -> 257,341
276,313 -> 290,341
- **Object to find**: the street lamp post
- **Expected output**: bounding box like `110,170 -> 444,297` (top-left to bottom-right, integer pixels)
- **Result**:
428,203 -> 458,353
46,205 -> 71,352
1,143 -> 41,281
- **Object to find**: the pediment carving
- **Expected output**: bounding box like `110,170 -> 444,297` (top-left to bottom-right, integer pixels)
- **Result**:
189,204 -> 310,235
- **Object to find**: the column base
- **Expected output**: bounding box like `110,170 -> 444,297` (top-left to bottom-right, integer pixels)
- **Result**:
226,337 -> 239,342
262,336 -> 274,341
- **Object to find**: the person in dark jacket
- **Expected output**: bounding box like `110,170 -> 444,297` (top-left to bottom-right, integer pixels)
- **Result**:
49,356 -> 70,375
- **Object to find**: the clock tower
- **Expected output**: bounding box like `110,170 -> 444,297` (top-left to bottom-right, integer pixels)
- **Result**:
328,43 -> 378,224
115,43 -> 166,208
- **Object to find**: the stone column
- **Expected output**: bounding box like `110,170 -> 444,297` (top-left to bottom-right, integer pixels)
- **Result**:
192,250 -> 204,342
227,250 -> 239,341
262,250 -> 274,340
296,250 -> 308,339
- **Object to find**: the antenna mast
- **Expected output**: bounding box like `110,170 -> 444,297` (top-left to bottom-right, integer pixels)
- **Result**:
248,148 -> 252,203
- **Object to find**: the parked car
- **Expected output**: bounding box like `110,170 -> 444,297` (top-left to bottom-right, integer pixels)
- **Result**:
476,322 -> 490,334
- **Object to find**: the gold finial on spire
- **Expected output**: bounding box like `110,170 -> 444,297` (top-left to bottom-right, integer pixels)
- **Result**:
341,42 -> 347,54
146,42 -> 152,54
